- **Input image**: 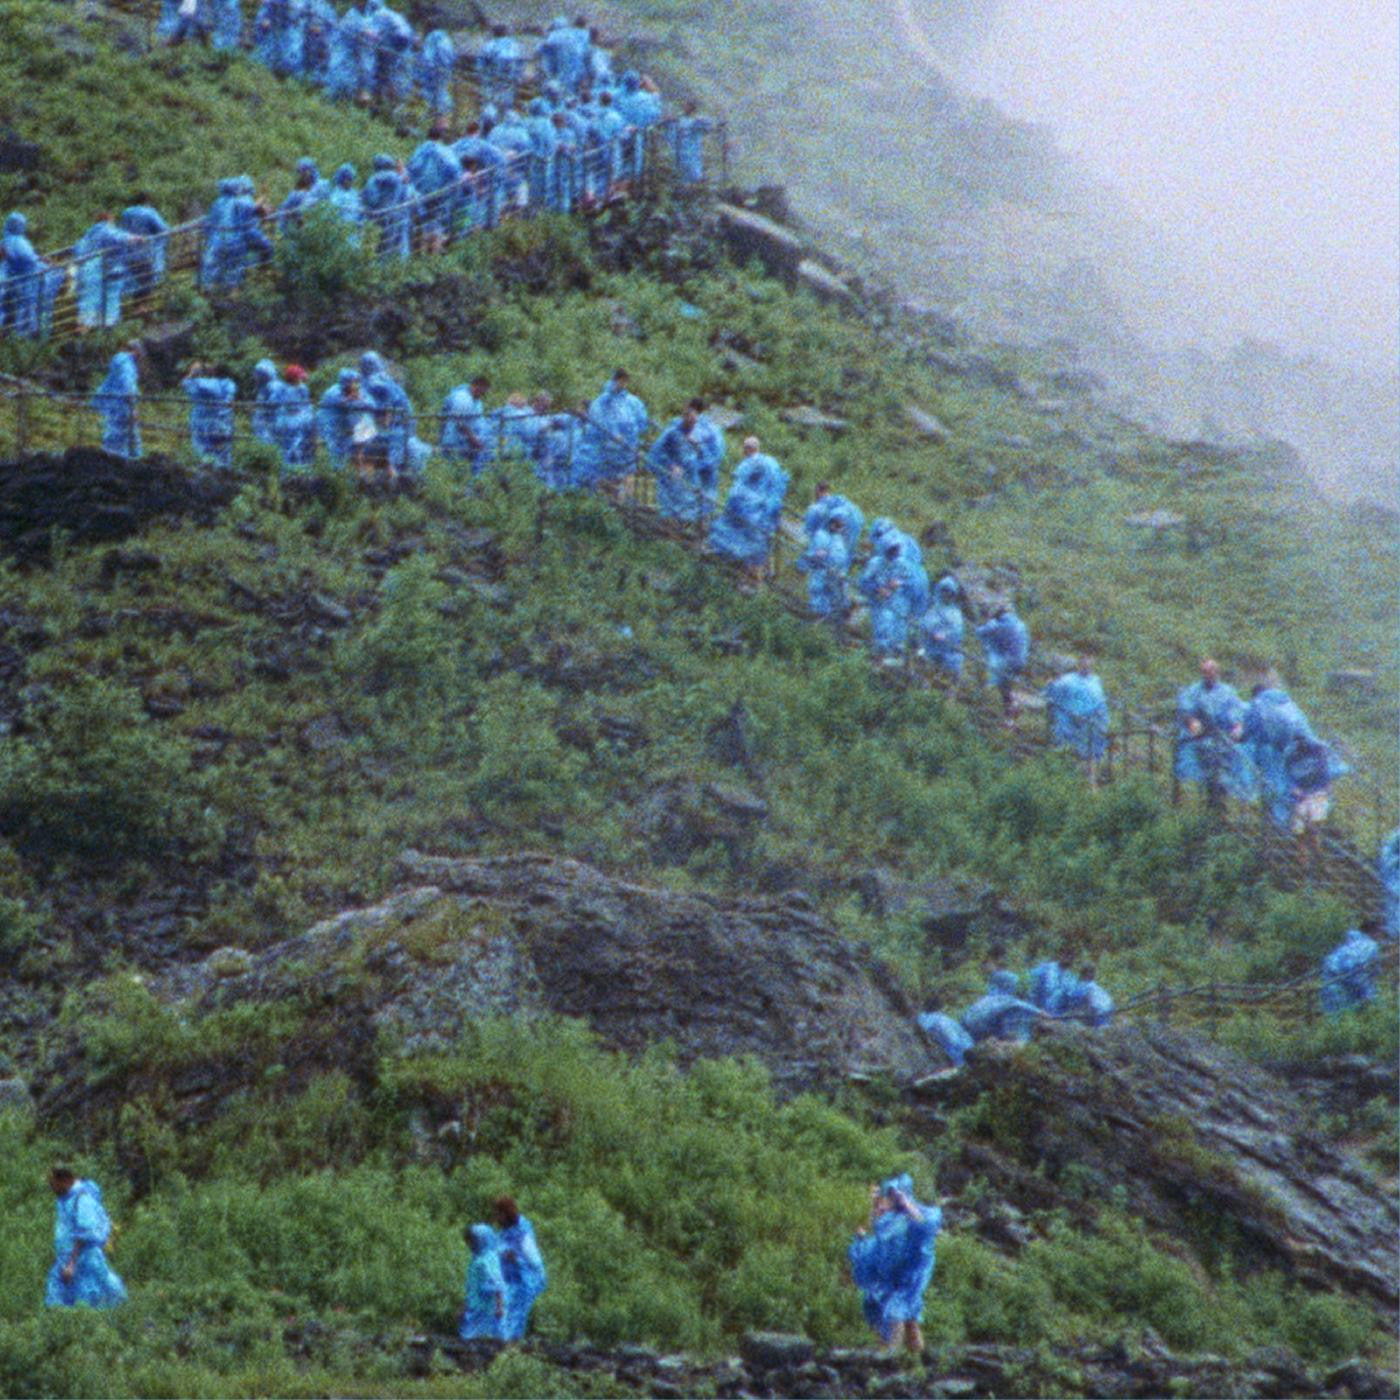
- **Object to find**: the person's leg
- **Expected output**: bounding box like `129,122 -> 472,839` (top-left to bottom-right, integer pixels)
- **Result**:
903,1321 -> 924,1353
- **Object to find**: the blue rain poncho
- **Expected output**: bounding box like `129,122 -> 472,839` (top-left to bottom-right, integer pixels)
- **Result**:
459,1224 -> 508,1340
585,102 -> 626,194
1,212 -> 53,338
276,159 -> 330,232
73,220 -> 136,330
796,523 -> 851,617
362,156 -> 415,261
370,4 -> 415,102
273,378 -> 315,469
158,0 -> 206,43
536,17 -> 585,92
440,383 -> 493,472
976,610 -> 1029,689
200,179 -> 272,289
416,30 -> 455,115
961,971 -> 1042,1043
1060,978 -> 1115,1028
667,113 -> 714,184
1240,688 -> 1338,827
478,33 -> 524,110
615,71 -> 663,178
918,575 -> 965,678
184,375 -> 237,469
452,135 -> 507,229
253,0 -> 305,75
488,112 -> 535,205
1319,929 -> 1379,1014
708,452 -> 789,567
325,1 -> 376,99
406,138 -> 463,241
573,378 -> 650,486
327,164 -> 363,241
1380,830 -> 1399,940
316,369 -> 375,468
301,0 -> 337,79
1029,961 -> 1076,1015
1174,675 -> 1257,802
92,352 -> 141,459
803,493 -> 864,551
848,1175 -> 941,1340
866,519 -> 928,608
646,414 -> 725,520
498,1217 -> 547,1340
209,0 -> 242,49
45,1179 -> 126,1309
532,412 -> 583,490
358,352 -> 427,472
1044,669 -> 1109,761
858,545 -> 923,657
117,204 -> 170,295
251,359 -> 281,444
917,1011 -> 973,1068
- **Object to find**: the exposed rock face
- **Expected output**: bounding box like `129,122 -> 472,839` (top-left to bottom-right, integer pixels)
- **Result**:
915,1022 -> 1400,1312
0,449 -> 236,562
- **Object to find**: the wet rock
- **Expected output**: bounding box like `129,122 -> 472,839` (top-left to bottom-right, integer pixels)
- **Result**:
635,777 -> 767,867
716,203 -> 805,281
797,258 -> 856,309
741,1333 -> 814,1370
781,405 -> 850,433
904,406 -> 950,442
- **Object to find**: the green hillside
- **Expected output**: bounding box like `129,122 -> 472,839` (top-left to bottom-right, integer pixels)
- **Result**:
0,5 -> 1394,1396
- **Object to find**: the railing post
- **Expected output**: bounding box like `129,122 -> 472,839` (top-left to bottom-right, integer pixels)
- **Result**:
17,383 -> 30,457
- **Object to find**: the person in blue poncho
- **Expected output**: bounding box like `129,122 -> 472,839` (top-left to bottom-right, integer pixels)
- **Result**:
45,1167 -> 126,1309
975,603 -> 1029,725
536,17 -> 586,94
200,178 -> 271,290
208,0 -> 242,50
440,376 -> 494,473
325,0 -> 377,101
459,1223 -> 507,1340
370,2 -> 415,104
1380,830 -> 1399,941
302,0 -> 337,81
73,214 -> 137,330
859,539 -> 924,665
416,29 -> 456,116
92,348 -> 142,459
573,370 -> 649,489
918,574 -> 965,682
867,518 -> 928,602
1175,658 -> 1257,807
529,394 -> 583,490
667,100 -> 714,185
359,351 -> 429,474
1057,963 -> 1114,1027
317,368 -> 376,471
327,164 -> 364,242
646,398 -> 725,521
251,358 -> 283,447
1029,960 -> 1076,1016
493,1196 -> 546,1341
848,1174 -> 941,1353
1044,655 -> 1109,781
253,0 -> 305,76
1241,682 -> 1345,830
614,70 -> 663,182
1,212 -> 53,338
1284,732 -> 1345,859
276,159 -> 329,232
796,514 -> 851,619
803,482 -> 864,554
478,24 -> 524,111
362,155 -> 416,261
544,112 -> 580,213
407,122 -> 464,252
182,363 -> 238,469
960,970 -> 1044,1044
707,437 -> 788,578
1319,928 -> 1379,1015
118,197 -> 171,298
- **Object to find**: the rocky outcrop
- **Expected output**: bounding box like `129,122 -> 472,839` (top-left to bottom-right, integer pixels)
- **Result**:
914,1023 -> 1400,1312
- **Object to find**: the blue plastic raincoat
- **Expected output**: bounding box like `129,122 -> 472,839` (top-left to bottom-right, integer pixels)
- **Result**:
253,0 -> 305,75
918,575 -> 965,678
92,352 -> 141,459
362,156 -> 415,261
184,375 -> 237,469
406,139 -> 463,241
803,493 -> 864,551
498,1217 -> 547,1340
416,30 -> 455,115
646,414 -> 725,520
74,221 -> 136,329
573,378 -> 650,487
1319,929 -> 1379,1014
975,610 -> 1029,689
796,524 -> 851,617
1,212 -> 53,338
848,1175 -> 941,1339
667,114 -> 714,184
1044,670 -> 1109,761
1174,676 -> 1257,802
459,1224 -> 508,1340
316,369 -> 374,468
440,384 -> 493,473
1380,830 -> 1399,941
707,453 -> 788,566
45,1180 -> 126,1309
117,204 -> 170,296
200,178 -> 271,289
917,1011 -> 973,1068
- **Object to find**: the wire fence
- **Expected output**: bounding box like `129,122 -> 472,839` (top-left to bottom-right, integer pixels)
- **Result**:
0,117 -> 725,347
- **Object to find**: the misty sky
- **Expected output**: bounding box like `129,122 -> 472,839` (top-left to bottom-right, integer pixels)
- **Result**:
942,0 -> 1399,368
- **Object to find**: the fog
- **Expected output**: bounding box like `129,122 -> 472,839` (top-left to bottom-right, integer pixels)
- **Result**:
937,0 -> 1399,371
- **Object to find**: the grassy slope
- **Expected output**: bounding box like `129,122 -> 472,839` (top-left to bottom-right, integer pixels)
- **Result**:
0,10 -> 1393,1393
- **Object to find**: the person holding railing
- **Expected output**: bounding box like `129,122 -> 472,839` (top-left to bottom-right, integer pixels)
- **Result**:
529,393 -> 583,490
276,158 -> 330,232
118,197 -> 171,299
327,164 -> 365,243
416,29 -> 456,117
73,214 -> 138,331
613,71 -> 663,184
573,370 -> 650,490
976,603 -> 1030,727
524,98 -> 558,207
647,398 -> 725,521
92,346 -> 143,460
317,368 -> 376,473
452,122 -> 507,231
359,351 -> 429,474
199,178 -> 272,290
708,437 -> 789,583
362,155 -> 416,261
1174,658 -> 1256,808
488,108 -> 536,211
439,375 -> 495,475
917,574 -> 966,682
275,363 -> 315,469
183,362 -> 238,470
1044,654 -> 1109,784
667,100 -> 715,186
407,121 -> 463,252
1240,680 -> 1328,829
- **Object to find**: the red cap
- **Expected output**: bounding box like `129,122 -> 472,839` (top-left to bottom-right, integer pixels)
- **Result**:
284,364 -> 308,384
